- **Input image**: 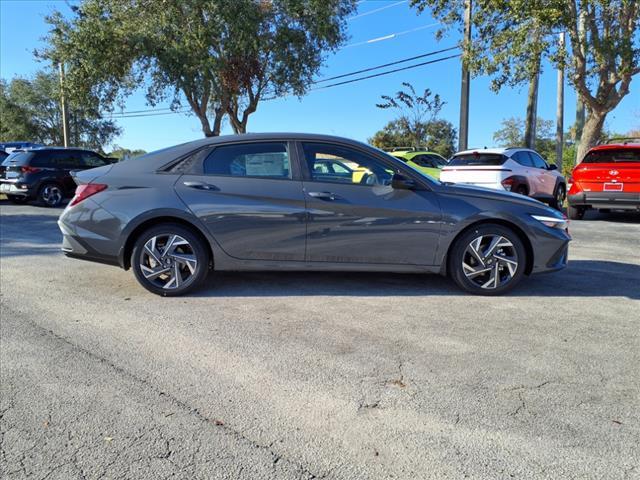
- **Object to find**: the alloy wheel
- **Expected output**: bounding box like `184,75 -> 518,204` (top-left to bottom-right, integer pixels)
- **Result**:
462,235 -> 519,289
42,185 -> 62,206
139,234 -> 198,290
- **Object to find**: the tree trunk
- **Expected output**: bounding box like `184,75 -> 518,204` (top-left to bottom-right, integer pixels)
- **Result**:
524,68 -> 539,148
576,110 -> 605,163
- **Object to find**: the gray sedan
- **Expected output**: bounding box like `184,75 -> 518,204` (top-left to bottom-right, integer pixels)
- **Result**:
58,133 -> 570,296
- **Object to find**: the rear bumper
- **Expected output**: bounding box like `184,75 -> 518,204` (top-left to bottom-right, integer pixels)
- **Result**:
0,180 -> 34,197
568,191 -> 640,210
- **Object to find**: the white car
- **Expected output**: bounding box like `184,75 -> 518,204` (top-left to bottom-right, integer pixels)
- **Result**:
440,147 -> 566,210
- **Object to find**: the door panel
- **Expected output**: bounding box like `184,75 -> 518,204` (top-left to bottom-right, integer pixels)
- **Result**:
304,182 -> 442,264
176,175 -> 307,261
299,142 -> 442,265
174,142 -> 306,262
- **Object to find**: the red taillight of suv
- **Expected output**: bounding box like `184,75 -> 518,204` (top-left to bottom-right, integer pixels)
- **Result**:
20,166 -> 41,174
69,183 -> 107,207
501,176 -> 515,191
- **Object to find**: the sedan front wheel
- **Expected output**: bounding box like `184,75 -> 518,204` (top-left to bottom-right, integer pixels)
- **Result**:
449,224 -> 527,295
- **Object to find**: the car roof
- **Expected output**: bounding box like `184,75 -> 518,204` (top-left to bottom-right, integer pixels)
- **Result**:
121,132 -> 382,172
389,150 -> 444,159
589,143 -> 640,151
453,147 -> 538,156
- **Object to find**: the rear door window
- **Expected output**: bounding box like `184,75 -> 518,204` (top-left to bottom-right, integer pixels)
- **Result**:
203,142 -> 291,178
511,151 -> 534,167
529,152 -> 548,169
582,149 -> 640,163
449,153 -> 507,166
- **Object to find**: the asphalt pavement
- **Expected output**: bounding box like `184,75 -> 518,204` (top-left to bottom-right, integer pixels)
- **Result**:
1,200 -> 638,479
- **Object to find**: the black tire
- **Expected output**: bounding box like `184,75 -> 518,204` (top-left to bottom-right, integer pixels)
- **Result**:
7,195 -> 28,204
38,183 -> 64,207
448,224 -> 527,296
550,184 -> 566,211
567,204 -> 586,220
515,185 -> 528,196
131,223 -> 210,296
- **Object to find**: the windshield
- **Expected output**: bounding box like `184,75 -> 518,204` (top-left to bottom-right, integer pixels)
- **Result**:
449,153 -> 507,166
582,148 -> 640,163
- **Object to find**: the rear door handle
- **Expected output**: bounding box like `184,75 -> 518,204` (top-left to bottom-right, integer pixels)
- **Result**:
307,191 -> 341,201
183,181 -> 218,191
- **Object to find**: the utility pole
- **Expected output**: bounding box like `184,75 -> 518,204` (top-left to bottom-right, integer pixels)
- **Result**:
574,12 -> 586,163
555,32 -> 565,174
458,0 -> 471,151
59,62 -> 70,147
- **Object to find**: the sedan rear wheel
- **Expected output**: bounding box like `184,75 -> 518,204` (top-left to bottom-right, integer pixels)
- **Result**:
131,224 -> 210,296
449,224 -> 527,295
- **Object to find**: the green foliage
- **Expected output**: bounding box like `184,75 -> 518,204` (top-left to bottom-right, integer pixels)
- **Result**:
0,70 -> 119,150
41,0 -> 357,136
370,82 -> 454,156
493,117 -> 555,162
410,0 -> 640,159
108,146 -> 147,161
369,118 -> 457,158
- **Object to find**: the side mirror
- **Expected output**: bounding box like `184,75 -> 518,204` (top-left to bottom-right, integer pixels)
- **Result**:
391,173 -> 416,190
548,164 -> 558,171
106,157 -> 119,164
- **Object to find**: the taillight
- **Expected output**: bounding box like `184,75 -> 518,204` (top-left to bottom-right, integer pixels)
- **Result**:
501,176 -> 515,191
20,166 -> 41,174
69,183 -> 107,206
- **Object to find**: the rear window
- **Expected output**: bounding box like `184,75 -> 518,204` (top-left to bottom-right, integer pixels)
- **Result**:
583,148 -> 640,163
449,153 -> 507,166
2,152 -> 35,166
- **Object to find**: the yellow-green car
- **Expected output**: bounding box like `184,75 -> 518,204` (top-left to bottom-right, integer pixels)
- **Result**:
387,149 -> 448,179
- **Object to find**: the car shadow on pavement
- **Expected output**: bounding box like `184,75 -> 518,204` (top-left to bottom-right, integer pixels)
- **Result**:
580,210 -> 640,223
194,259 -> 640,299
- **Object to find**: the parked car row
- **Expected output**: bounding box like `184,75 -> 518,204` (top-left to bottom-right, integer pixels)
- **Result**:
0,147 -> 116,207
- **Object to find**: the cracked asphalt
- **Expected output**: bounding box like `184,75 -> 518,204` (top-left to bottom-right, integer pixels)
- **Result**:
1,200 -> 639,479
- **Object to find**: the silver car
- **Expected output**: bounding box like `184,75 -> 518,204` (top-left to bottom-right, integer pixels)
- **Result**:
58,133 -> 570,296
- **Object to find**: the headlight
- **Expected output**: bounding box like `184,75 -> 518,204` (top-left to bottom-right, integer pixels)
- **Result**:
530,214 -> 568,229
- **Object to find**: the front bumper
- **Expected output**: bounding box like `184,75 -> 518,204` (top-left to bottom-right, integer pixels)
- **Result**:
568,191 -> 640,210
529,224 -> 570,275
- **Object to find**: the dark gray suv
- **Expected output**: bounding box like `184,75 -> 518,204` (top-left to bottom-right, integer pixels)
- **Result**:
58,133 -> 570,296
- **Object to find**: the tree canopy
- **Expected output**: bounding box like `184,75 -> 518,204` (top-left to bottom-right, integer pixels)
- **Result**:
0,70 -> 120,150
41,0 -> 357,137
369,82 -> 456,157
411,0 -> 640,162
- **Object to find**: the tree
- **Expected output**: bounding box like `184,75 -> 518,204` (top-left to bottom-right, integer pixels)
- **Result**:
108,146 -> 147,161
493,117 -> 556,162
410,0 -> 640,163
369,118 -> 457,158
0,70 -> 120,150
370,82 -> 456,155
41,0 -> 357,137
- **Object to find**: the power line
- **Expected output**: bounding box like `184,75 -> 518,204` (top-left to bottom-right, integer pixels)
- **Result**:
314,46 -> 458,84
311,54 -> 460,91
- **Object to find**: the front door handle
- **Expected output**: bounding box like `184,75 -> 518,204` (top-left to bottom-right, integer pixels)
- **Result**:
308,191 -> 341,201
183,181 -> 218,191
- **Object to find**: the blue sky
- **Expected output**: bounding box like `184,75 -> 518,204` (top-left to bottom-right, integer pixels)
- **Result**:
1,0 -> 638,152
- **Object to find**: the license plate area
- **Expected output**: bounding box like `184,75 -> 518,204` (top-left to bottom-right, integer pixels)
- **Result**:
603,182 -> 623,191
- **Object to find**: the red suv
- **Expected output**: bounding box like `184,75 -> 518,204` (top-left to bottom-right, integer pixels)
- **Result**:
567,139 -> 640,219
